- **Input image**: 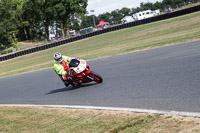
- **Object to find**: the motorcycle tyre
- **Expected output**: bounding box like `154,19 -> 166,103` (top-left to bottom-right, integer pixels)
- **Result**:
88,71 -> 103,83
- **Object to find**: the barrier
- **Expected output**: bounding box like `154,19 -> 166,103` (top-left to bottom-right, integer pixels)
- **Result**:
0,5 -> 200,62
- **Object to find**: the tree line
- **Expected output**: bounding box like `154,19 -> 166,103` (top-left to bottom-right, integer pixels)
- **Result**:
0,0 -> 87,49
0,0 -> 198,49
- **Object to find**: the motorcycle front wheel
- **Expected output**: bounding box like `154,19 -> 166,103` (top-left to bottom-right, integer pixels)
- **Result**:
88,71 -> 103,83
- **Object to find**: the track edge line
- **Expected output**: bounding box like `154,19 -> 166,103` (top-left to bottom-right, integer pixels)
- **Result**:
0,104 -> 200,118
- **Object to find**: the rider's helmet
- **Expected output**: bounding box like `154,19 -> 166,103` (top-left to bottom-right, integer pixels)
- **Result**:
54,52 -> 62,63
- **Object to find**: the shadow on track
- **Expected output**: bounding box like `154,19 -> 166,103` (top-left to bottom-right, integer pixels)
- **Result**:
45,83 -> 97,95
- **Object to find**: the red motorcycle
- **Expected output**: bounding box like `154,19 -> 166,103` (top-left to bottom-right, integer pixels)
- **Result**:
67,59 -> 103,87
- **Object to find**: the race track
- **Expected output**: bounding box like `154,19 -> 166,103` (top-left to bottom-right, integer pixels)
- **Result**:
1,40 -> 200,113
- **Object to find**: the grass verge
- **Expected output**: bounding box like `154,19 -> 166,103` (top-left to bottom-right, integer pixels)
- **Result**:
0,107 -> 200,133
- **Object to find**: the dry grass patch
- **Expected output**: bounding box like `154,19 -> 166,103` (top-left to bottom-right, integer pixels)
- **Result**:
0,107 -> 200,133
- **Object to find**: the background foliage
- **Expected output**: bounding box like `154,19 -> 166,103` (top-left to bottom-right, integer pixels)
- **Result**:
0,0 -> 198,50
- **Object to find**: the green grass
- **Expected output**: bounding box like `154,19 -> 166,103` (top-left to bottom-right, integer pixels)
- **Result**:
0,107 -> 199,133
0,107 -> 142,133
0,11 -> 200,77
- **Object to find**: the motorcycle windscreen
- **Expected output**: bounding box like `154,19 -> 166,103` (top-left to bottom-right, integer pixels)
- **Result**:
72,59 -> 87,74
69,59 -> 80,67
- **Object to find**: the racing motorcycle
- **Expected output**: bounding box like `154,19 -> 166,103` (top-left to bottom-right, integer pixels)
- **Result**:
67,58 -> 103,87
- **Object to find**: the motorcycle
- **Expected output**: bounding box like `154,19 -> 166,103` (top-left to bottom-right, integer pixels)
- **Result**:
67,58 -> 103,87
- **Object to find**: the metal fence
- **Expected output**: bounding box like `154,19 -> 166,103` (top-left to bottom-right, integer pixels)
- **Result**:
0,4 -> 200,62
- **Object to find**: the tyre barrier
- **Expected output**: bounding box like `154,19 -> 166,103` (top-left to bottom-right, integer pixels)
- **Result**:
0,5 -> 200,62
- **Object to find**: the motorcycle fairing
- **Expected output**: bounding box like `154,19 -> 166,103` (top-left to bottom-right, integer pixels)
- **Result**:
72,59 -> 87,74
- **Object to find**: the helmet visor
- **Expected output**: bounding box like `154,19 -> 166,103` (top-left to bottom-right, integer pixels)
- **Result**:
56,57 -> 62,62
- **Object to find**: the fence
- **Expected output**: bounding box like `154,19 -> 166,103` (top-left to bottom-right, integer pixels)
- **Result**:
0,4 -> 200,62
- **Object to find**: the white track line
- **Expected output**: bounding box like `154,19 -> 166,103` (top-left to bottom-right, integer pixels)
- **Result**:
0,104 -> 200,118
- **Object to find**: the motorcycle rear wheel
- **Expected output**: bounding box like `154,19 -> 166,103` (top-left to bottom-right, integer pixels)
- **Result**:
88,71 -> 103,83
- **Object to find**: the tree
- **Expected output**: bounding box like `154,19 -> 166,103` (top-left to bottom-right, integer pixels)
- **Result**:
110,9 -> 122,24
69,13 -> 83,31
14,0 -> 29,41
23,0 -> 53,40
162,0 -> 174,7
50,0 -> 88,38
153,1 -> 164,10
80,15 -> 95,28
98,12 -> 111,23
140,2 -> 154,10
119,7 -> 131,17
0,0 -> 19,47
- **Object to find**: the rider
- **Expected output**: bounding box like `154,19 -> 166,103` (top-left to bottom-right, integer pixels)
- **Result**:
53,52 -> 78,87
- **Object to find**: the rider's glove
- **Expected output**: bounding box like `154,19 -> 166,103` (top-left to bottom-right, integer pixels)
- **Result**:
66,68 -> 71,76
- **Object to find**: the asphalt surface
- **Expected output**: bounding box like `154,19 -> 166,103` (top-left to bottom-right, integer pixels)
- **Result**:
1,40 -> 200,113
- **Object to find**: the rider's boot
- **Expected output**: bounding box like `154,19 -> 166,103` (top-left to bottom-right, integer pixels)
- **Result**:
62,75 -> 69,87
63,80 -> 69,87
63,75 -> 75,87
